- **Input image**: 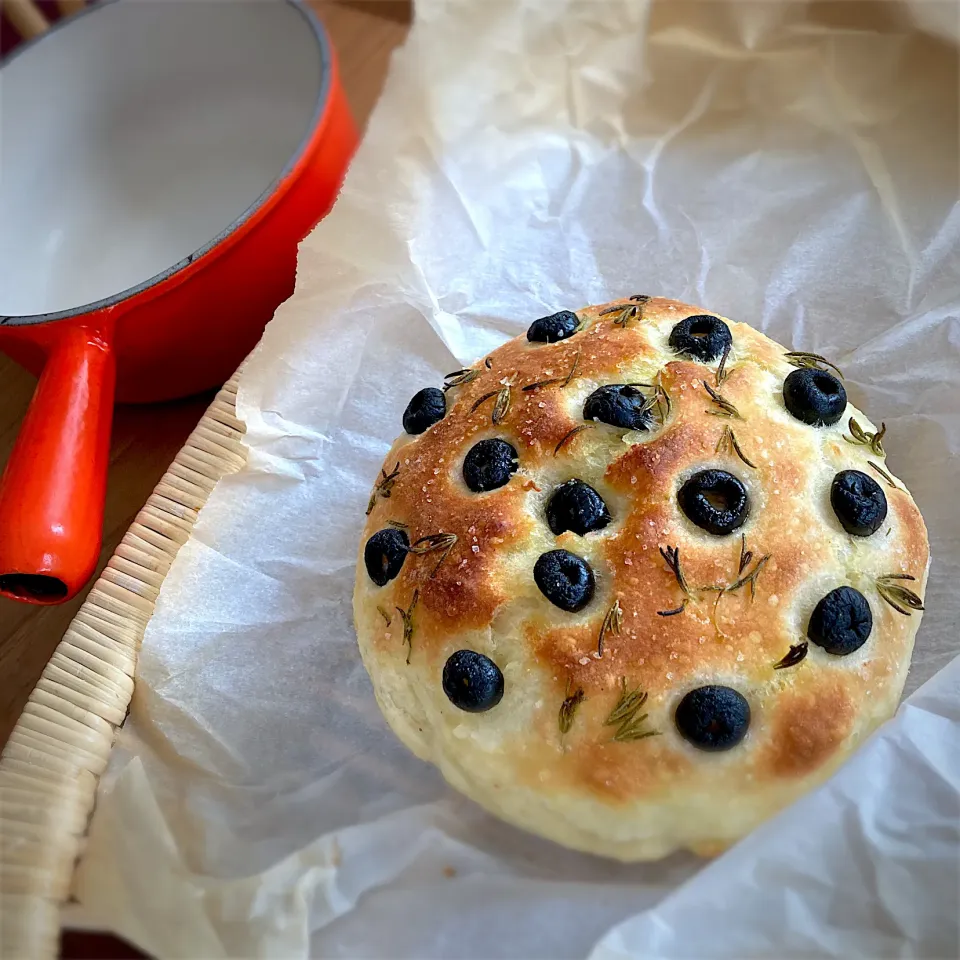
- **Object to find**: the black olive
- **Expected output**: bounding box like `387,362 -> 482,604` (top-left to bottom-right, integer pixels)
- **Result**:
463,438 -> 519,493
831,470 -> 887,537
782,368 -> 846,426
678,469 -> 749,535
583,384 -> 654,431
533,549 -> 595,612
668,314 -> 732,363
402,387 -> 446,435
808,586 -> 872,656
364,527 -> 409,586
546,479 -> 612,536
675,685 -> 750,751
526,310 -> 580,344
442,650 -> 505,712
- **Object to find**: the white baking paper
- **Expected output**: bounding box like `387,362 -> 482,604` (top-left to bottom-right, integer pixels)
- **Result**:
66,0 -> 960,956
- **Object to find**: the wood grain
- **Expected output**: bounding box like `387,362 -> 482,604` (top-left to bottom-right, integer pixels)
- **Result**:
0,0 -> 410,748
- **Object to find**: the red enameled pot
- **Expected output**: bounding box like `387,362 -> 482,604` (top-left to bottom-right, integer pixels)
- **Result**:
0,0 -> 357,604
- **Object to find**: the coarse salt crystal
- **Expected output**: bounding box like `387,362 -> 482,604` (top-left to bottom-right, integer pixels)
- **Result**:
579,657 -> 590,665
471,545 -> 480,554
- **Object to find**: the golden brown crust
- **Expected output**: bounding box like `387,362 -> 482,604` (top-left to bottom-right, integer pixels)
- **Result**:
354,296 -> 929,860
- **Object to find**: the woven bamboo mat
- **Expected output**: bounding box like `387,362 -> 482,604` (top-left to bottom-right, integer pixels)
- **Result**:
0,375 -> 247,960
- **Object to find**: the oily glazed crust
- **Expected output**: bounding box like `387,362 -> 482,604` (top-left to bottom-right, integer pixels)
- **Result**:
353,297 -> 929,861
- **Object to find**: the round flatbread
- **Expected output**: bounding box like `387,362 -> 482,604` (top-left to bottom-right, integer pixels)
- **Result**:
354,296 -> 929,861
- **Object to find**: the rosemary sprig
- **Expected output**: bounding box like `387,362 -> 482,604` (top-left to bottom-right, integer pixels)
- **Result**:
657,598 -> 688,617
558,683 -> 586,735
716,425 -> 756,468
377,606 -> 392,627
604,678 -> 648,725
868,460 -> 898,488
395,589 -> 419,664
716,341 -> 731,386
472,385 -> 512,424
523,350 -> 581,392
492,385 -> 511,424
876,574 -> 924,616
366,462 -> 401,515
659,545 -> 688,594
408,532 -> 459,578
600,302 -> 641,328
774,641 -> 808,670
738,534 -> 753,575
604,678 -> 658,742
725,554 -> 770,600
408,532 -> 457,554
653,371 -> 671,423
597,599 -> 623,657
784,351 -> 844,379
620,375 -> 670,428
629,294 -> 651,303
554,423 -> 594,456
612,715 -> 660,742
471,388 -> 499,412
562,350 -> 581,386
844,417 -> 886,456
443,368 -> 480,391
703,381 -> 742,419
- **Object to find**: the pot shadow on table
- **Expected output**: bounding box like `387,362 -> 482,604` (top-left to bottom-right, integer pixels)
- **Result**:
60,931 -> 150,960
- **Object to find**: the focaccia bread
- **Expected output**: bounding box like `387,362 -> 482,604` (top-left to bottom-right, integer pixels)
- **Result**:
353,296 -> 929,861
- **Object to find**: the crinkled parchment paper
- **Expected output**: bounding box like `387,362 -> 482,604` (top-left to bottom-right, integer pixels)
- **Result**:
66,1 -> 960,956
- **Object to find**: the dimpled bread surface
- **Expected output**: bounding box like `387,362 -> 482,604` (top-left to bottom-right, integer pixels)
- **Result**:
353,296 -> 929,861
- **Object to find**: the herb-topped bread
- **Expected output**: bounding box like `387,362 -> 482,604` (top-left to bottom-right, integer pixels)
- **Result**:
353,296 -> 929,861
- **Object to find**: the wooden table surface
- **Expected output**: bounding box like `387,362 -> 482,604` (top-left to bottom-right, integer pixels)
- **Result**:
0,0 -> 410,749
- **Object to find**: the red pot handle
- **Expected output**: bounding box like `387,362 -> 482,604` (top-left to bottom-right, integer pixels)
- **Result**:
0,324 -> 115,604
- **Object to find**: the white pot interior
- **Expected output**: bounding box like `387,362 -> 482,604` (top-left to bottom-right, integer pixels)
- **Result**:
0,0 -> 325,318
